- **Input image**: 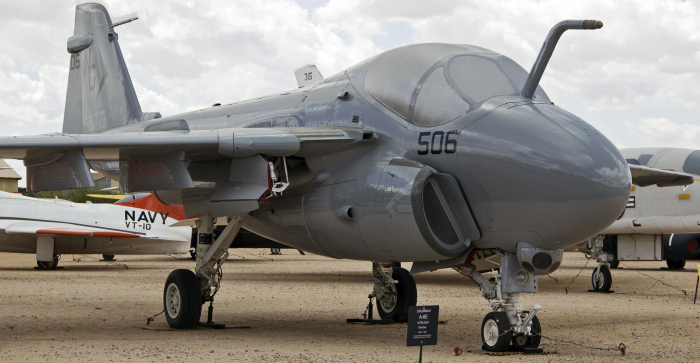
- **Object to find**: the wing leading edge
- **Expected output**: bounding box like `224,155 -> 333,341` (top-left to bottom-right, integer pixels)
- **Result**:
629,164 -> 695,187
0,127 -> 374,193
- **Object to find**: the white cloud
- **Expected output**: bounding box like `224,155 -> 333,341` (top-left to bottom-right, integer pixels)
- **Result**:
623,117 -> 700,149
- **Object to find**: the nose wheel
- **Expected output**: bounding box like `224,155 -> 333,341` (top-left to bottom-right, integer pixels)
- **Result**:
512,313 -> 541,349
481,311 -> 512,352
591,264 -> 612,292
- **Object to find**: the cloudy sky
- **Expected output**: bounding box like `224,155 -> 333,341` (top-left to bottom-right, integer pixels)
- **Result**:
1,0 -> 699,186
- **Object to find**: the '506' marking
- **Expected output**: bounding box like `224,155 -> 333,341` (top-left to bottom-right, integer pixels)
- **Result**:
417,131 -> 458,155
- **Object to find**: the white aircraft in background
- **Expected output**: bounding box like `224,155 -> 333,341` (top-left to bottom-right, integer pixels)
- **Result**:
0,192 -> 191,269
586,147 -> 700,291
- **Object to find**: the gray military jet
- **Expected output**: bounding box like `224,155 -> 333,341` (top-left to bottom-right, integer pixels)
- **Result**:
0,3 -> 677,351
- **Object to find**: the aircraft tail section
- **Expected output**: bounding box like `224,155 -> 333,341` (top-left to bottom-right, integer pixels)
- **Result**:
63,3 -> 154,134
114,193 -> 187,221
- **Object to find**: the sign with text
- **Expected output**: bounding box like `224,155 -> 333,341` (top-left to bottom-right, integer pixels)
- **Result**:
406,305 -> 439,346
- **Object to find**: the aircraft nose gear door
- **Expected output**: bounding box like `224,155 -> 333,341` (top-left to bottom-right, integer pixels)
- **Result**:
163,213 -> 247,329
454,255 -> 543,352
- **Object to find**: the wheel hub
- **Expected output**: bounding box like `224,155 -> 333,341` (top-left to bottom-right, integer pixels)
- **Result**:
514,334 -> 527,346
593,271 -> 603,287
483,319 -> 499,346
378,293 -> 397,312
166,283 -> 181,318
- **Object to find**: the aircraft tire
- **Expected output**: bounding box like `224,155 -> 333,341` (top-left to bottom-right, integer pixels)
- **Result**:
270,248 -> 281,255
481,311 -> 513,352
163,269 -> 202,329
609,259 -> 619,269
102,254 -> 115,261
666,259 -> 686,270
36,255 -> 59,270
377,267 -> 416,322
591,265 -> 612,292
512,314 -> 541,349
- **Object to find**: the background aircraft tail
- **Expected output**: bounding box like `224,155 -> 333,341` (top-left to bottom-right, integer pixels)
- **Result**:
63,3 -> 158,134
114,193 -> 187,221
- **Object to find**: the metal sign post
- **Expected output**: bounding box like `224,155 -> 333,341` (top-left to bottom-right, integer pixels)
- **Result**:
694,265 -> 700,304
407,305 -> 439,362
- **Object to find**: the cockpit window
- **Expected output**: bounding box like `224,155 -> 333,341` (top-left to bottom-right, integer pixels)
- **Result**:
412,67 -> 470,127
361,43 -> 551,127
682,150 -> 700,175
448,56 -> 516,103
364,44 -> 456,120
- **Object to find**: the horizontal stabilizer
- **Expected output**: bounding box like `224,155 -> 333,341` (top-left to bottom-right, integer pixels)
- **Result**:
629,164 -> 694,187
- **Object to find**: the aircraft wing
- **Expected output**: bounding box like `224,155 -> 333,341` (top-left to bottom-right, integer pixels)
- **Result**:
0,127 -> 374,192
4,221 -> 142,238
629,164 -> 695,187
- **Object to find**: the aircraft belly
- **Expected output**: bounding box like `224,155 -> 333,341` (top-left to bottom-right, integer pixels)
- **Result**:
0,232 -> 36,253
245,196 -> 330,257
616,234 -> 663,261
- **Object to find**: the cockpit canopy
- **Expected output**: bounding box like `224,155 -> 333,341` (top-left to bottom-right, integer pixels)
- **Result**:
360,43 -> 549,127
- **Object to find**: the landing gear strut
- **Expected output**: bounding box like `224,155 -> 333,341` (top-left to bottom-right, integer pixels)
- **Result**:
371,262 -> 416,322
455,254 -> 543,352
163,213 -> 246,329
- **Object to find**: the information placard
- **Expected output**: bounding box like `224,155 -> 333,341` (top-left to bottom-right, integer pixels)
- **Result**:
406,305 -> 439,347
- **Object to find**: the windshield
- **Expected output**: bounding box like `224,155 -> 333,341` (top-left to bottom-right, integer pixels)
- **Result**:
362,44 -> 549,127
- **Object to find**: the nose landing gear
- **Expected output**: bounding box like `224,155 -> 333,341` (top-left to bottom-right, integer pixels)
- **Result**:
455,255 -> 544,353
588,235 -> 614,292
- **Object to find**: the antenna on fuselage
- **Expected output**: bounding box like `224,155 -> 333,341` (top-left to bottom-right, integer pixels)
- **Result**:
521,20 -> 603,99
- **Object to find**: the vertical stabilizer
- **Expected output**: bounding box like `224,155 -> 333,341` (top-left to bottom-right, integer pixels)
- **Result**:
294,65 -> 324,88
63,3 -> 143,134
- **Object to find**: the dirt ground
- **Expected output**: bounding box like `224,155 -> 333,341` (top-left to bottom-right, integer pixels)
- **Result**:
0,250 -> 698,362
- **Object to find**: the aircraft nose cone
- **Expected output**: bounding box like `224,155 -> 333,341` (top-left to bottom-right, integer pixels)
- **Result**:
457,103 -> 630,250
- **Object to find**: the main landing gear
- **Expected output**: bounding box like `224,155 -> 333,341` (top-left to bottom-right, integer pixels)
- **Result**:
163,213 -> 246,329
454,254 -> 543,352
370,262 -> 417,322
36,254 -> 60,270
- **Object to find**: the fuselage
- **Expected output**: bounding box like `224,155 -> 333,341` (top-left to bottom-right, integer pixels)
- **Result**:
605,148 -> 700,234
93,43 -> 631,262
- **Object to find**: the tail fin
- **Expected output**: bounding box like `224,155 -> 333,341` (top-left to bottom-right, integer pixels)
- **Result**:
294,65 -> 325,88
114,193 -> 187,221
63,3 -> 147,134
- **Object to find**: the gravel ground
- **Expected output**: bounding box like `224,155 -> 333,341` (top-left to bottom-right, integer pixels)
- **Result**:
0,250 -> 698,362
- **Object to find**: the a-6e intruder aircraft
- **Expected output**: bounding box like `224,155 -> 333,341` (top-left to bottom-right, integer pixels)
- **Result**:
0,3 -> 687,352
0,192 -> 191,269
585,147 -> 700,292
